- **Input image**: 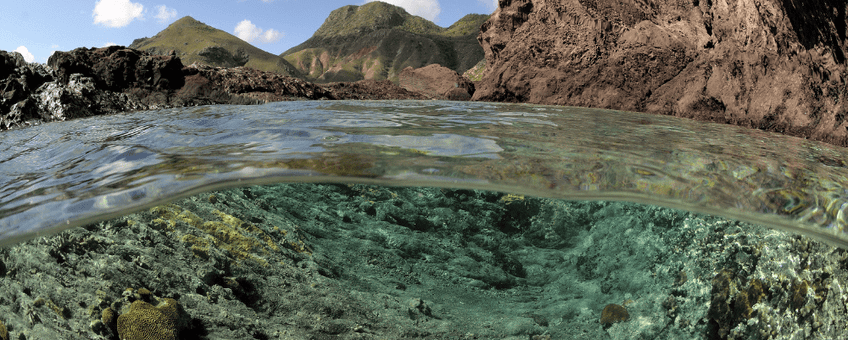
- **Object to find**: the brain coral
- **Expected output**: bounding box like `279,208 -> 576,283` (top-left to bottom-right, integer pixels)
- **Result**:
600,303 -> 630,325
117,298 -> 181,340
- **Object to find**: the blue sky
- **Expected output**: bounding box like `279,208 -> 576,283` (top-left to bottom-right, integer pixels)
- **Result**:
1,0 -> 498,64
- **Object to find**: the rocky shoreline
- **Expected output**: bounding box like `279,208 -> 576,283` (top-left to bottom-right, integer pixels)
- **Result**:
0,46 -> 429,131
4,1 -> 848,149
474,0 -> 848,147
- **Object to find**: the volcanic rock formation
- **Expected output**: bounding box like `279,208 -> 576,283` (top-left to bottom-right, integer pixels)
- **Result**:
473,0 -> 848,146
0,46 -> 425,129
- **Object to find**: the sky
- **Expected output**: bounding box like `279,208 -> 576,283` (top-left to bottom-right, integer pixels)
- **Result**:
0,0 -> 498,64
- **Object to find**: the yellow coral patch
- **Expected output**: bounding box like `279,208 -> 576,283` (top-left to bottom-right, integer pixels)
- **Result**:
117,299 -> 179,340
0,319 -> 7,340
150,204 -> 304,266
499,193 -> 525,205
101,307 -> 117,327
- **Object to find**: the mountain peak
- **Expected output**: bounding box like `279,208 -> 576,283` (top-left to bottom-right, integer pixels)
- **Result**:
174,15 -> 199,23
129,16 -> 300,77
169,16 -> 204,28
281,2 -> 489,83
313,1 -> 440,38
158,16 -> 219,37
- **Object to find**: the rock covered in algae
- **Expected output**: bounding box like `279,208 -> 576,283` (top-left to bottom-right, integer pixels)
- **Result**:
600,303 -> 629,325
0,183 -> 846,339
117,298 -> 183,340
100,306 -> 118,333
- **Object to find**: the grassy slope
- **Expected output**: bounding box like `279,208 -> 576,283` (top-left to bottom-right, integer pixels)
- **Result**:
130,16 -> 300,77
281,2 -> 489,83
463,59 -> 487,82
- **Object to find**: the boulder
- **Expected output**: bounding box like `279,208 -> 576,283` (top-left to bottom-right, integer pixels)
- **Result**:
0,51 -> 24,80
0,51 -> 54,128
35,73 -> 144,122
474,0 -> 848,146
322,79 -> 427,100
0,50 -> 53,99
399,64 -> 475,100
49,46 -> 185,91
177,63 -> 331,104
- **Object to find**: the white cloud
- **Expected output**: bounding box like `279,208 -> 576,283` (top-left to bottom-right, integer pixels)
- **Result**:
93,0 -> 144,28
14,46 -> 35,63
234,20 -> 283,44
261,29 -> 282,42
155,5 -> 177,24
102,42 -> 119,47
479,0 -> 498,12
364,0 -> 441,22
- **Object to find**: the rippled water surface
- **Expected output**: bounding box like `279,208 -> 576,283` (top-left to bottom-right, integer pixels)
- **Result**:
2,100 -> 848,247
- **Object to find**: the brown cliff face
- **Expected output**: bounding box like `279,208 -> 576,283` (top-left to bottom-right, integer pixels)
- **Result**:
474,0 -> 848,146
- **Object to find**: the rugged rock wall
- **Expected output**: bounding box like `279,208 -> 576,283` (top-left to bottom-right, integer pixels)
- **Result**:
0,51 -> 54,127
474,0 -> 848,146
0,47 -> 424,129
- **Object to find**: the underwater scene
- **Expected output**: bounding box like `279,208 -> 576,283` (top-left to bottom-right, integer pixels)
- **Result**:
0,100 -> 846,339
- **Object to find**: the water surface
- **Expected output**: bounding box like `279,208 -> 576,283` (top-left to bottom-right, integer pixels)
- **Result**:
2,100 -> 848,248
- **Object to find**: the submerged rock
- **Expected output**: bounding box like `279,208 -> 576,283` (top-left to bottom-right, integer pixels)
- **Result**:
600,303 -> 629,326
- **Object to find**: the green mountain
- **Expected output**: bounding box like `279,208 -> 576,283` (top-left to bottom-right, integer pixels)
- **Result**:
129,16 -> 300,77
282,1 -> 488,83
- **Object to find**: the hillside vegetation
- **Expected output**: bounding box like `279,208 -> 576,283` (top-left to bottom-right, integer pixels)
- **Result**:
282,1 -> 489,83
130,16 -> 300,77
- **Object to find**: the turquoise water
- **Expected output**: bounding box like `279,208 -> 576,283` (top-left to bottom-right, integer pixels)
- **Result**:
1,100 -> 847,339
2,100 -> 848,247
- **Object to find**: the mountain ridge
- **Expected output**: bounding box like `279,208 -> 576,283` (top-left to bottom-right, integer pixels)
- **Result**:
301,2 -> 485,42
130,16 -> 301,77
281,1 -> 488,83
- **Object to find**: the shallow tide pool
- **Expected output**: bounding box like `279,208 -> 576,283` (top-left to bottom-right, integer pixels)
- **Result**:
0,100 -> 846,339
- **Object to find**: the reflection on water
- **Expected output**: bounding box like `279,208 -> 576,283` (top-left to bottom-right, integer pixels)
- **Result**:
1,100 -> 848,248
